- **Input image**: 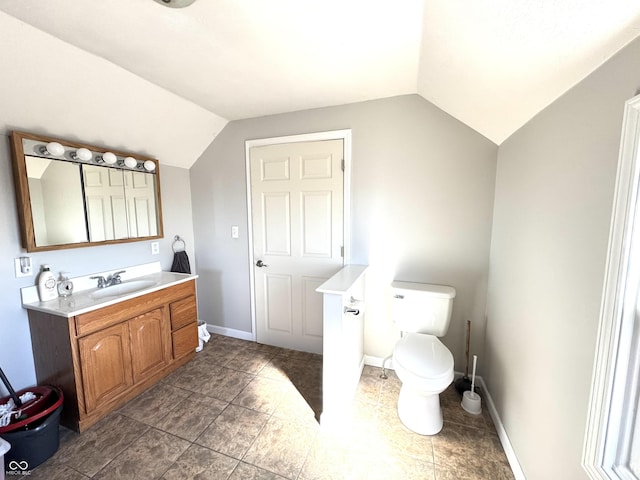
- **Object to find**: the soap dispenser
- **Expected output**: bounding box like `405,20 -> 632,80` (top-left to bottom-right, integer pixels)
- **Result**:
37,265 -> 57,301
57,272 -> 74,297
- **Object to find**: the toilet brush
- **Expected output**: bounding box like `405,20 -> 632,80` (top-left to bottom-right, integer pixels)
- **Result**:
454,320 -> 472,395
461,355 -> 482,415
470,355 -> 477,395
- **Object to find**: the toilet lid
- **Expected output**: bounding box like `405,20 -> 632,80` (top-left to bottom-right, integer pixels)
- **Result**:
394,333 -> 453,380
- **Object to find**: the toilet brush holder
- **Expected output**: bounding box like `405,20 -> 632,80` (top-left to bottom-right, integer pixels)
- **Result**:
461,390 -> 482,415
461,354 -> 482,414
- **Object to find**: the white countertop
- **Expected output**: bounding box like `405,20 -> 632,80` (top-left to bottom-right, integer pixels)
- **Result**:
316,265 -> 368,295
21,263 -> 198,318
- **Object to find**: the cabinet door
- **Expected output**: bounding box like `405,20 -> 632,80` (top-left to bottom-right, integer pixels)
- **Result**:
79,322 -> 133,413
129,308 -> 171,383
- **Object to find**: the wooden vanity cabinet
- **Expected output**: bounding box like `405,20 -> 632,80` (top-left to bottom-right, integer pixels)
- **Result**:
27,280 -> 198,432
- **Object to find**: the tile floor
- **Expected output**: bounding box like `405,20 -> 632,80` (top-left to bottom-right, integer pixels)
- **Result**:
17,334 -> 514,479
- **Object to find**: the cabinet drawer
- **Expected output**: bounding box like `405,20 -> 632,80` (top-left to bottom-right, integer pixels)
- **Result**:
172,322 -> 198,359
170,295 -> 197,330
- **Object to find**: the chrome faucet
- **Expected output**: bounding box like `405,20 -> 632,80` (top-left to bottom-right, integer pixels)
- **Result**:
90,270 -> 126,288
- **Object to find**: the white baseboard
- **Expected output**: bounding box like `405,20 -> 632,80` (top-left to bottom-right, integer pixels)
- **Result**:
206,323 -> 255,342
364,354 -> 394,368
476,376 -> 526,480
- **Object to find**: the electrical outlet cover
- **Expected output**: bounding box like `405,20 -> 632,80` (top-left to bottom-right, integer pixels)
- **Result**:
14,257 -> 32,277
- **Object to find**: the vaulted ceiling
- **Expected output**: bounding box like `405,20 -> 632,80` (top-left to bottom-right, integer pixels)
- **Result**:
2,0 -> 640,167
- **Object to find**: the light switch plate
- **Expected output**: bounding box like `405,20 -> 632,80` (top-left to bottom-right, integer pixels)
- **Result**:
151,242 -> 160,255
231,225 -> 239,239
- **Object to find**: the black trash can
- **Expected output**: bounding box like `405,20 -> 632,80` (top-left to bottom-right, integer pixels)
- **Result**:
1,391 -> 63,473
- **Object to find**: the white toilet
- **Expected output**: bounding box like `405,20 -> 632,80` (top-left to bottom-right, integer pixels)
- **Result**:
391,281 -> 456,435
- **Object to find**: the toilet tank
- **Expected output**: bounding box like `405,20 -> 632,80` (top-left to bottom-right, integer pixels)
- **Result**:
391,281 -> 456,336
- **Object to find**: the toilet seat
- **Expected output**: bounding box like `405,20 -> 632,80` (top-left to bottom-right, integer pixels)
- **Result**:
393,333 -> 454,387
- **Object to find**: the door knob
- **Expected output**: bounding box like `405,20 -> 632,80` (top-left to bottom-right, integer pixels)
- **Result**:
256,260 -> 268,267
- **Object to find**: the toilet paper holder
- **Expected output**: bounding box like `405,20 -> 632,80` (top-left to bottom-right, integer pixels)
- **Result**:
344,296 -> 362,315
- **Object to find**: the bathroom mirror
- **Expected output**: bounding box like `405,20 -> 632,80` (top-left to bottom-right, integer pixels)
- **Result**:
11,131 -> 163,252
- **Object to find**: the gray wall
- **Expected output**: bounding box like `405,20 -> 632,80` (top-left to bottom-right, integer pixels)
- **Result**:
191,94 -> 498,370
0,132 -> 195,395
486,36 -> 640,479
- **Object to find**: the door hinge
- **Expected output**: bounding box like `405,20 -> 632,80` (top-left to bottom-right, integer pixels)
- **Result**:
341,246 -> 344,257
341,159 -> 345,172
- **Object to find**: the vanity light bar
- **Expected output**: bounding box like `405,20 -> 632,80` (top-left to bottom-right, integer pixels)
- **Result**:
24,139 -> 157,173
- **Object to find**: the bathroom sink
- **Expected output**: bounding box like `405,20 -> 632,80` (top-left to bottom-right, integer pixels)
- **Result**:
89,280 -> 157,299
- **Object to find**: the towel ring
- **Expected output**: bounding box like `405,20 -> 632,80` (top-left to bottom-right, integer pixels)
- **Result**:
172,235 -> 186,253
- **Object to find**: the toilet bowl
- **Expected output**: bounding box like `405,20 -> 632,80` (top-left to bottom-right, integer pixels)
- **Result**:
393,333 -> 454,435
390,281 -> 456,435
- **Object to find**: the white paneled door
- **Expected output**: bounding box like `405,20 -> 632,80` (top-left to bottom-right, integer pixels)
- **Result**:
83,165 -> 128,242
124,171 -> 158,238
250,140 -> 344,354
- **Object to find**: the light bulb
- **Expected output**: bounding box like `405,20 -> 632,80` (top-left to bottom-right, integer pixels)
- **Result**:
152,0 -> 197,8
143,160 -> 156,171
75,148 -> 92,161
124,157 -> 138,169
42,142 -> 64,156
103,152 -> 117,165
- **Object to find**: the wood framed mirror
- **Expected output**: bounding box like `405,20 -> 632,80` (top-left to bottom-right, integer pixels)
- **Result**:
10,131 -> 164,252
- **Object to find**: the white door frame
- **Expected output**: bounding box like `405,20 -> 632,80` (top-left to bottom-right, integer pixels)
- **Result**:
583,94 -> 640,479
245,129 -> 352,342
